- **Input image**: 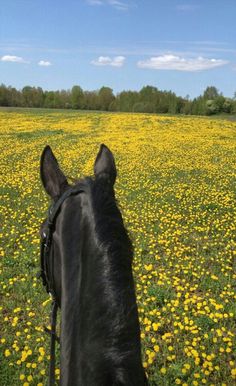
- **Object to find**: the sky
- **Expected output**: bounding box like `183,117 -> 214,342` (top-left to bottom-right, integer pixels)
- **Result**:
0,0 -> 236,98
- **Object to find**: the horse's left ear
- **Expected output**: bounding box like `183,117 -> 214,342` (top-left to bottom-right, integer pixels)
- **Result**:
40,145 -> 68,200
94,144 -> 117,185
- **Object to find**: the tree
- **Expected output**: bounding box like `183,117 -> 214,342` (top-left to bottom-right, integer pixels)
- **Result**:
98,87 -> 114,111
22,86 -> 44,107
83,91 -> 99,110
139,86 -> 158,113
71,85 -> 84,109
214,96 -> 225,113
44,91 -> 56,108
116,91 -> 139,112
0,83 -> 235,116
191,96 -> 206,115
205,100 -> 218,115
22,86 -> 34,107
203,86 -> 219,100
181,99 -> 192,115
108,99 -> 118,111
59,89 -> 71,109
0,84 -> 10,106
140,85 -> 158,100
222,98 -> 233,113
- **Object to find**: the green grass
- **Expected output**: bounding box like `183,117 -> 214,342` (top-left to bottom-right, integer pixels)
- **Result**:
1,109 -> 236,385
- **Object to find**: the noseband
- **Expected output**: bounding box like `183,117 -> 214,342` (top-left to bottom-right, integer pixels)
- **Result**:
38,184 -> 84,386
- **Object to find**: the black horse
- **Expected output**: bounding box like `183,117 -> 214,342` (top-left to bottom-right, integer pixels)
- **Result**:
40,144 -> 148,385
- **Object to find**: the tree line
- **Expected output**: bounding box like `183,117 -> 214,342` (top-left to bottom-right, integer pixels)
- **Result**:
0,84 -> 235,115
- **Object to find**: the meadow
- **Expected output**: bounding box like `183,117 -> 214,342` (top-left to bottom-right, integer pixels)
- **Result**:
0,108 -> 236,386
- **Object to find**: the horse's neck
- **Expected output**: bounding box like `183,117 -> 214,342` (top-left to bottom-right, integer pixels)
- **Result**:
58,193 -> 145,385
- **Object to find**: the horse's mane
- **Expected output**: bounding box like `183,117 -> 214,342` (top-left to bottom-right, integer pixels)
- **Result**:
72,176 -> 133,261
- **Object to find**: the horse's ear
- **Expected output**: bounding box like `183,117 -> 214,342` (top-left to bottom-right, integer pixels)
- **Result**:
40,145 -> 68,199
94,144 -> 117,185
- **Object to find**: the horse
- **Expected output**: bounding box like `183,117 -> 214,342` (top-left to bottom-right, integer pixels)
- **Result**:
40,144 -> 148,385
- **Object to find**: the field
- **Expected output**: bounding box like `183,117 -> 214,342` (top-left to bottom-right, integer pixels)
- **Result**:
1,109 -> 236,386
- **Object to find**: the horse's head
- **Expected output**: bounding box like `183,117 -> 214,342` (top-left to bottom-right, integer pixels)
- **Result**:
40,143 -> 116,201
39,145 -> 147,385
39,144 -> 118,305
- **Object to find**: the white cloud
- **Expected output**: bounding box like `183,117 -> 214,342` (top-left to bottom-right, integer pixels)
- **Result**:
91,55 -> 125,67
38,60 -> 52,66
137,55 -> 228,72
108,0 -> 129,10
87,0 -> 131,11
87,0 -> 103,5
1,55 -> 28,63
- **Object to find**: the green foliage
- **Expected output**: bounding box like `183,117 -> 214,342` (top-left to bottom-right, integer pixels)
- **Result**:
222,98 -> 233,113
0,83 -> 235,116
1,111 -> 236,385
71,85 -> 84,109
206,99 -> 219,115
98,86 -> 115,111
203,86 -> 219,100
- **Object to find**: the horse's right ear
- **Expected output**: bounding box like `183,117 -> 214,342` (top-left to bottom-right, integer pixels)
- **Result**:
40,146 -> 68,200
94,144 -> 117,185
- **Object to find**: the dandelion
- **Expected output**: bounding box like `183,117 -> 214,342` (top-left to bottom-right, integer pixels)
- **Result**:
4,349 -> 11,357
160,367 -> 167,374
1,111 -> 235,384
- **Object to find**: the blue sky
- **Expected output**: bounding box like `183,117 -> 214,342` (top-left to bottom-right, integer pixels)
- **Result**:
0,0 -> 236,98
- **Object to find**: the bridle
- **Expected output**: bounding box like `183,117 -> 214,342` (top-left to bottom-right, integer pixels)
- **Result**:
38,184 -> 84,386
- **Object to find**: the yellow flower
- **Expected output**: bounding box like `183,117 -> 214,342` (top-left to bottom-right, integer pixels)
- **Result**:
4,349 -> 11,357
160,367 -> 166,374
1,109 -> 236,385
152,323 -> 158,331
